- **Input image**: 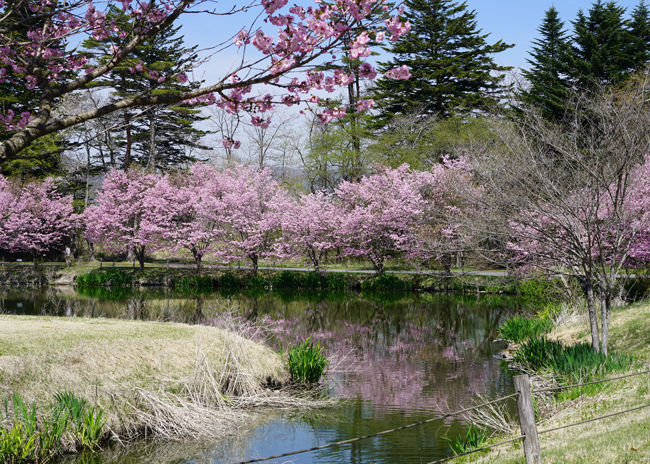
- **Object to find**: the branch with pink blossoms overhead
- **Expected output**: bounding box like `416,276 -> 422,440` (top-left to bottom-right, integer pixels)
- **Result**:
0,0 -> 411,163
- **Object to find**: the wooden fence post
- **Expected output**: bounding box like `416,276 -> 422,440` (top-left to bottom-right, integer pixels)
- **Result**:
513,374 -> 542,464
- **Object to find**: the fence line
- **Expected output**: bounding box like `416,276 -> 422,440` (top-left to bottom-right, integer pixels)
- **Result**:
231,368 -> 650,464
538,402 -> 650,435
231,393 -> 519,464
533,369 -> 650,393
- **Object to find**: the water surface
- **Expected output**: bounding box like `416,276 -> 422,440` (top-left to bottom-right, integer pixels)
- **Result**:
1,287 -> 519,463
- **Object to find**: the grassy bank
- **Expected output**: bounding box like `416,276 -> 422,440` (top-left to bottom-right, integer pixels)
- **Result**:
465,300 -> 650,464
0,315 -> 325,462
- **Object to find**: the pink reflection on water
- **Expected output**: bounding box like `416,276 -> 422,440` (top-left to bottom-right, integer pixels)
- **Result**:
266,312 -> 501,413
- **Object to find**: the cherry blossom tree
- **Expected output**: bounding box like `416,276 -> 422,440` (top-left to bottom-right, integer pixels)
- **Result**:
0,0 -> 411,165
472,75 -> 650,354
84,167 -> 162,270
214,164 -> 292,274
147,163 -> 226,271
279,190 -> 342,271
335,164 -> 430,274
0,175 -> 76,264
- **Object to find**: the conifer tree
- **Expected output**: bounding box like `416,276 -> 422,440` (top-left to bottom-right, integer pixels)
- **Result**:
83,7 -> 210,171
0,3 -> 65,179
569,1 -> 636,88
371,0 -> 513,124
519,7 -> 572,122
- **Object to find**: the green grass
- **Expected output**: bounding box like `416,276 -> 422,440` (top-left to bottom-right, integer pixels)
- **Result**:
287,338 -> 328,384
498,316 -> 552,343
513,337 -> 636,384
76,268 -> 133,287
0,391 -> 106,463
445,424 -> 489,455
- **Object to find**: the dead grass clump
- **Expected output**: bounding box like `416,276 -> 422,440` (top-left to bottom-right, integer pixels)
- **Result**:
462,394 -> 519,436
129,388 -> 247,440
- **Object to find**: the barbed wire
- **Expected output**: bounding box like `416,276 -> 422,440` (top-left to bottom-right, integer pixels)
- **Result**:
231,392 -> 519,464
534,369 -> 650,393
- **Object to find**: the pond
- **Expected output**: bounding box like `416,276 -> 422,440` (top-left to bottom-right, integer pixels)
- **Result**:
1,287 -> 520,463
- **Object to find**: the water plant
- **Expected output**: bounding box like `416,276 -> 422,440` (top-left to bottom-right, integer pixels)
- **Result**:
445,424 -> 489,455
287,338 -> 328,384
514,338 -> 635,382
0,391 -> 106,463
498,316 -> 552,343
76,268 -> 133,287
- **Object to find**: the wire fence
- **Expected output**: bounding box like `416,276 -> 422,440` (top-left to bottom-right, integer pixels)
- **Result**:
232,369 -> 650,464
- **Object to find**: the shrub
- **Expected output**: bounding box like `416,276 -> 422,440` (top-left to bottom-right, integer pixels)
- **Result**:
287,338 -> 328,384
498,316 -> 552,343
174,275 -> 212,289
217,272 -> 240,288
76,268 -> 133,287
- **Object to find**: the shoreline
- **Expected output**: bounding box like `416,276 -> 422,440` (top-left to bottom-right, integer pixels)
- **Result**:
0,315 -> 331,461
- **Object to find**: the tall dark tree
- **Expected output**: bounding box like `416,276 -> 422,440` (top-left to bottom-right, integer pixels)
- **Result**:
628,1 -> 650,65
569,1 -> 636,89
519,7 -> 572,122
0,3 -> 66,179
83,7 -> 210,171
371,0 -> 513,125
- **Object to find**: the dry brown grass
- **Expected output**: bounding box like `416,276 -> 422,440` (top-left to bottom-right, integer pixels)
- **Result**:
0,315 -> 329,442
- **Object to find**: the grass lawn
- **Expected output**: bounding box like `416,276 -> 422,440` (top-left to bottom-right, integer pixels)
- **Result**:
465,300 -> 650,464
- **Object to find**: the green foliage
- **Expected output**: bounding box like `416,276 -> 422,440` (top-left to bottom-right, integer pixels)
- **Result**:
514,338 -> 635,382
498,316 -> 552,343
444,424 -> 489,455
287,338 -> 328,384
217,272 -> 241,288
372,0 -> 513,124
517,278 -> 563,308
361,273 -> 412,292
519,6 -> 572,122
0,391 -> 106,463
76,268 -> 133,287
272,271 -> 347,290
174,275 -> 213,289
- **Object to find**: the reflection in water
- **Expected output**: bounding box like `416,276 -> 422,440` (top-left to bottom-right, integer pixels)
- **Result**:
1,287 -> 518,464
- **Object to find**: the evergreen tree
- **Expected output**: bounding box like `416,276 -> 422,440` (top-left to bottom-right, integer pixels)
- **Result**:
371,0 -> 513,125
569,1 -> 636,88
83,7 -> 210,171
0,3 -> 66,179
628,1 -> 650,65
519,7 -> 572,122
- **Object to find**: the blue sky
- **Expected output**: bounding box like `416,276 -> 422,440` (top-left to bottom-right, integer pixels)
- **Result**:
175,0 -> 648,82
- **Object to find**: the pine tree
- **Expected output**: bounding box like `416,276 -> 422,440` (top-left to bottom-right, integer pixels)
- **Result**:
0,3 -> 66,179
371,0 -> 513,125
628,1 -> 650,66
519,7 -> 572,122
569,1 -> 636,89
83,7 -> 210,171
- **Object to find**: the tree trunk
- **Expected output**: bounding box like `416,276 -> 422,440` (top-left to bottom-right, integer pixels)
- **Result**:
191,247 -> 203,272
122,73 -> 132,171
86,239 -> 96,261
249,255 -> 258,275
147,110 -> 156,171
583,277 -> 601,352
601,285 -> 611,356
136,246 -> 146,271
